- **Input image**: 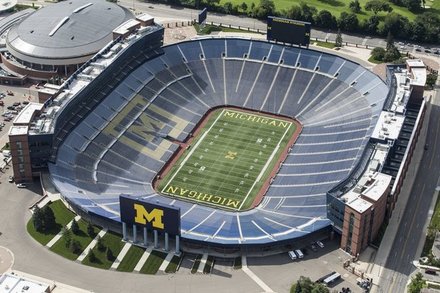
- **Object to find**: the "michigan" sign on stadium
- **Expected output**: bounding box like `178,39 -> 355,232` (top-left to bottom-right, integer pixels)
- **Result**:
119,195 -> 181,235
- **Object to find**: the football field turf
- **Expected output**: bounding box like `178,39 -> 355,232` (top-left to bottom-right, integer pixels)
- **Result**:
157,108 -> 298,211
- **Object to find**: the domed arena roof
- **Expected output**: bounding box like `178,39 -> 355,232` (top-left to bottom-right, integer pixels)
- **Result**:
6,0 -> 132,65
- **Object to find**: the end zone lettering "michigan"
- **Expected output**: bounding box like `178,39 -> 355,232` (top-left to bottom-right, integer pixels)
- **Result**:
223,111 -> 290,128
166,186 -> 241,209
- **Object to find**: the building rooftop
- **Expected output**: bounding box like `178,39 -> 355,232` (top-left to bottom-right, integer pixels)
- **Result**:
0,0 -> 17,12
371,111 -> 405,142
13,102 -> 43,125
9,125 -> 28,136
113,19 -> 140,35
136,12 -> 154,22
6,0 -> 133,63
0,273 -> 49,293
362,172 -> 392,202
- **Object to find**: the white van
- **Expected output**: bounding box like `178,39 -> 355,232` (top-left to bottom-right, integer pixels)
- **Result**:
295,249 -> 304,259
288,251 -> 297,260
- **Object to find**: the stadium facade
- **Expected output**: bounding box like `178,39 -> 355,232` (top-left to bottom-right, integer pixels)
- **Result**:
8,23 -> 427,256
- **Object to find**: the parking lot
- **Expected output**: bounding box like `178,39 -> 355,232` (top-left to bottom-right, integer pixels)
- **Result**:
173,238 -> 364,293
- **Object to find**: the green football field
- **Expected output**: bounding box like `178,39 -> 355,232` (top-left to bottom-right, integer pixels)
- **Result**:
157,108 -> 298,211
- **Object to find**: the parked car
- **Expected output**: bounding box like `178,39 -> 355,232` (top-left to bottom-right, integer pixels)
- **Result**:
288,251 -> 297,260
22,101 -> 30,105
0,101 -> 4,106
8,176 -> 14,183
16,183 -> 26,188
7,106 -> 14,110
12,102 -> 20,107
316,240 -> 325,248
310,243 -> 318,252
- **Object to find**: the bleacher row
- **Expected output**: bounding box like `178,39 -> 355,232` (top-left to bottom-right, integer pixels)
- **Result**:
49,38 -> 388,245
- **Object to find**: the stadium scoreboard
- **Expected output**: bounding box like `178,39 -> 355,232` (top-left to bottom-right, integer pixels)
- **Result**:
120,195 -> 181,235
267,17 -> 311,46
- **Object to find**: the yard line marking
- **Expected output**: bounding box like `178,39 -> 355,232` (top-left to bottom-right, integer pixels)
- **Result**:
161,109 -> 225,194
238,123 -> 292,210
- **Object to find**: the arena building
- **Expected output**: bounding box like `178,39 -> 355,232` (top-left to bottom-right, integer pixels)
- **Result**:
8,24 -> 427,256
1,0 -> 133,80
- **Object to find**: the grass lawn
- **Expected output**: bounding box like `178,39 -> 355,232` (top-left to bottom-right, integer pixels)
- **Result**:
314,41 -> 338,49
203,256 -> 215,274
165,255 -> 182,273
158,108 -> 298,211
27,200 -> 75,245
368,55 -> 383,64
139,250 -> 167,274
191,255 -> 202,274
82,231 -> 125,269
50,219 -> 100,260
116,245 -> 146,272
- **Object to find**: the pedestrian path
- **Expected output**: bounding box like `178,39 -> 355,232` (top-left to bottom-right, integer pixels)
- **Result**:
241,256 -> 273,293
76,229 -> 107,262
159,251 -> 175,272
197,253 -> 208,273
134,247 -> 153,272
110,242 -> 131,270
46,215 -> 81,248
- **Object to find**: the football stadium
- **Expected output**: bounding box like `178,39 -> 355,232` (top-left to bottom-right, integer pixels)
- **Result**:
48,35 -> 388,251
8,15 -> 426,256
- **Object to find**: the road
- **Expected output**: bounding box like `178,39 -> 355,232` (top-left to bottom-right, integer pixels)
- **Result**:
378,86 -> 440,293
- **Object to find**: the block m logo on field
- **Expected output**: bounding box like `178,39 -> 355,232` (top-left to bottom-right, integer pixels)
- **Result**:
134,204 -> 164,229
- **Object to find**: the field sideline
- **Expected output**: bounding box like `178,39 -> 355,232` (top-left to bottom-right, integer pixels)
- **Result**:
157,108 -> 300,211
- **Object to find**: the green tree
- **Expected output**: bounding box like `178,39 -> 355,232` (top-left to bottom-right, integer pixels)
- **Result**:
363,15 -> 380,34
365,0 -> 393,14
386,31 -> 394,50
106,247 -> 114,261
254,0 -> 275,18
349,0 -> 361,13
381,13 -> 410,38
87,222 -> 95,238
314,10 -> 337,29
71,219 -> 80,235
371,47 -> 386,61
403,0 -> 421,11
408,272 -> 426,293
88,250 -> 97,263
69,239 -> 81,254
311,283 -> 329,293
335,29 -> 343,47
285,5 -> 303,20
97,236 -> 105,252
63,228 -> 72,248
42,205 -> 56,231
299,3 -> 317,23
223,2 -> 233,13
32,206 -> 44,232
338,12 -> 359,32
426,73 -> 438,89
240,2 -> 247,12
